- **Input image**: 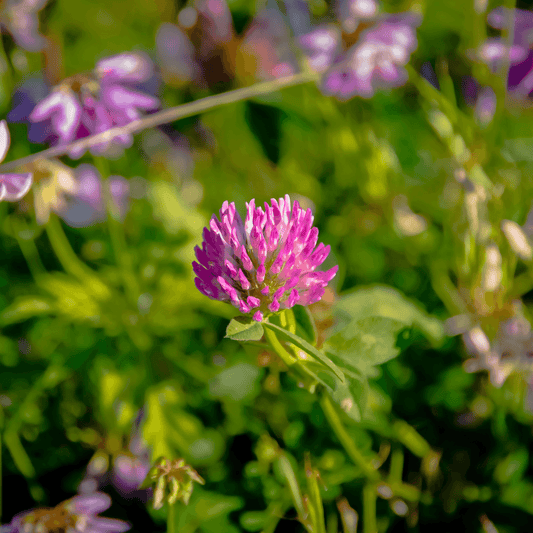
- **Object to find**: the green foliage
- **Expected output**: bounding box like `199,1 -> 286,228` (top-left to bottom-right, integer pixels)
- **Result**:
226,316 -> 265,341
4,2 -> 533,532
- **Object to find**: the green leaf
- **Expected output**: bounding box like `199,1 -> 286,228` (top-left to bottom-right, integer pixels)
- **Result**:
263,321 -> 345,382
335,285 -> 444,345
226,317 -> 265,341
324,316 -> 406,378
175,489 -> 244,533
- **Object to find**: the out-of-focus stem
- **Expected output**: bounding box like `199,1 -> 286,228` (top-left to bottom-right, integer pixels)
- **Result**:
45,214 -> 109,299
363,483 -> 378,533
45,214 -> 91,281
429,262 -> 467,316
167,502 -> 176,533
11,221 -> 46,280
261,500 -> 291,533
0,72 -> 319,172
94,157 -> 140,306
319,394 -> 379,481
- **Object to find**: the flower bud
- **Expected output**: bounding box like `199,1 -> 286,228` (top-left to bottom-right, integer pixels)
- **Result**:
141,457 -> 205,510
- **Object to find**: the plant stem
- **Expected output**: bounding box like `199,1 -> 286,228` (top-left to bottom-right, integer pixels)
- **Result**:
45,214 -> 90,281
362,483 -> 378,533
167,503 -> 176,533
319,394 -> 379,481
12,223 -> 46,280
45,214 -> 109,297
263,322 -> 298,367
94,157 -> 140,306
0,72 -> 318,172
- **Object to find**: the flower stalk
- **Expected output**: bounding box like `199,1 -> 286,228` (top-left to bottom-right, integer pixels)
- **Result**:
0,72 -> 318,173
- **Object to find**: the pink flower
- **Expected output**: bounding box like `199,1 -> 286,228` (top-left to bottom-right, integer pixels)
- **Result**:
0,120 -> 32,202
27,52 -> 159,157
1,492 -> 129,533
193,195 -> 338,322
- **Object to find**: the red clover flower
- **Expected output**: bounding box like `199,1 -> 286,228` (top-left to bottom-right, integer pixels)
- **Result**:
193,195 -> 338,322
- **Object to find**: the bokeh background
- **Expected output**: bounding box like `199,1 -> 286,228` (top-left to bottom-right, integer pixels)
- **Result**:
3,0 -> 533,532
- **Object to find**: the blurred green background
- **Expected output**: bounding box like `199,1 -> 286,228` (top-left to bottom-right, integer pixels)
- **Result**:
3,0 -> 533,532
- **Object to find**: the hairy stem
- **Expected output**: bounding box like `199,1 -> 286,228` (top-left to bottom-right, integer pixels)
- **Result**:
0,72 -> 318,172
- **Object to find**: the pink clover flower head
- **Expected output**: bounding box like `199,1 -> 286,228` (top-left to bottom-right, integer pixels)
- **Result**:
0,0 -> 48,52
322,13 -> 420,100
28,52 -> 159,157
0,120 -> 32,202
0,492 -> 130,533
193,195 -> 338,322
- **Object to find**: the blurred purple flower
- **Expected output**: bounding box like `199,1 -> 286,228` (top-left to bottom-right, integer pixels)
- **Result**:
321,13 -> 420,99
58,164 -> 129,228
8,77 -> 56,144
474,7 -> 533,97
194,0 -> 234,58
0,492 -> 129,533
463,312 -> 533,387
22,52 -> 159,157
237,5 -> 297,81
157,0 -> 297,88
156,23 -> 198,86
298,26 -> 341,73
0,120 -> 32,202
0,0 -> 48,52
112,434 -> 151,499
474,85 -> 496,125
337,0 -> 379,34
193,195 -> 338,322
79,410 -> 151,502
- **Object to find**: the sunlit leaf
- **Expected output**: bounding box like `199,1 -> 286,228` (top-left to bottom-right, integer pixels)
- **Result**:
226,316 -> 264,341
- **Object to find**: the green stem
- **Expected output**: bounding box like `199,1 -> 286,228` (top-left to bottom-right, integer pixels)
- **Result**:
362,483 -> 378,533
263,323 -> 298,367
45,214 -> 91,281
319,394 -> 379,481
167,503 -> 176,533
45,214 -> 109,298
0,72 -> 318,172
93,157 -> 140,306
4,214 -> 45,280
